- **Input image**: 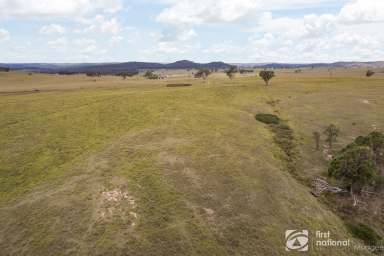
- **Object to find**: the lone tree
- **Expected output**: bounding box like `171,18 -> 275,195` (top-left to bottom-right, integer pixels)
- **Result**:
313,131 -> 321,151
324,124 -> 339,150
259,70 -> 275,86
366,70 -> 375,77
225,66 -> 238,80
194,69 -> 211,80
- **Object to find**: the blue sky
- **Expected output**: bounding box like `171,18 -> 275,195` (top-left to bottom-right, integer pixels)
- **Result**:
0,0 -> 383,63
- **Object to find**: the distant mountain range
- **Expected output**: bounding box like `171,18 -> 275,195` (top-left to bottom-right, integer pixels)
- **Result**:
1,60 -> 384,74
1,60 -> 231,74
236,61 -> 384,69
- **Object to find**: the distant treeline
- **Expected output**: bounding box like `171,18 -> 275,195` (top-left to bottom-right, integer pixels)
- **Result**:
54,70 -> 140,77
239,69 -> 254,74
0,67 -> 10,72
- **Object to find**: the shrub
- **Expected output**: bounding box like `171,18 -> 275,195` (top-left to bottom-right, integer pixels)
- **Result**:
328,131 -> 384,194
366,70 -> 375,77
271,123 -> 295,157
255,113 -> 280,125
329,146 -> 377,192
144,71 -> 160,80
166,84 -> 192,87
346,222 -> 382,245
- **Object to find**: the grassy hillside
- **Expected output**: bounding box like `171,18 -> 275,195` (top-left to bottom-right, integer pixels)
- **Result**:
1,70 -> 382,255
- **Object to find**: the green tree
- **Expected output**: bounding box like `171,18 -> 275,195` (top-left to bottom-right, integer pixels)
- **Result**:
259,70 -> 275,86
144,71 -> 159,80
225,66 -> 237,80
329,146 -> 377,197
194,69 -> 211,80
328,131 -> 384,205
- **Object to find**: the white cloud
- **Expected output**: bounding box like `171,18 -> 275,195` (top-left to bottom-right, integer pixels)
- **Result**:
110,35 -> 124,44
0,0 -> 123,19
80,15 -> 122,35
0,28 -> 9,41
203,42 -> 243,54
247,8 -> 384,62
39,24 -> 66,34
47,37 -> 103,55
47,37 -> 68,49
339,0 -> 384,23
157,0 -> 260,25
158,28 -> 197,42
73,38 -> 99,54
156,0 -> 348,25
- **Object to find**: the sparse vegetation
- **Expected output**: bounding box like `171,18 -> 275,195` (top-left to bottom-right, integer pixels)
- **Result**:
259,70 -> 275,86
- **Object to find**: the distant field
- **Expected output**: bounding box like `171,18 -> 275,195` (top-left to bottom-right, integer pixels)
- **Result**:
0,69 -> 383,255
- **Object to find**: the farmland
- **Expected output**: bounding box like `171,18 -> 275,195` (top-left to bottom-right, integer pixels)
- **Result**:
1,69 -> 384,255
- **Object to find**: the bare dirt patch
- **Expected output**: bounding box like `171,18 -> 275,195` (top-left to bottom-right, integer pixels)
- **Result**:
97,188 -> 138,227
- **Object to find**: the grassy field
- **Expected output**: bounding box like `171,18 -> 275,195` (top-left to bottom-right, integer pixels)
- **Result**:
0,69 -> 383,255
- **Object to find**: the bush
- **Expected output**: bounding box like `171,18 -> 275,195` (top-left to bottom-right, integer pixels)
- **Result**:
329,146 -> 377,190
329,131 -> 384,194
346,222 -> 382,245
144,71 -> 160,80
255,113 -> 280,125
271,123 -> 295,157
366,70 -> 375,77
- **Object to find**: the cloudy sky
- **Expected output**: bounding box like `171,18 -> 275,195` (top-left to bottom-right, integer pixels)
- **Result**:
0,0 -> 383,63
